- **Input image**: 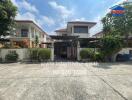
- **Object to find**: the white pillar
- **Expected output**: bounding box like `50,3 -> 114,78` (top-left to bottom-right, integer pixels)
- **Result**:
28,26 -> 32,39
33,28 -> 36,38
28,26 -> 32,48
51,42 -> 54,61
72,26 -> 74,34
77,41 -> 80,61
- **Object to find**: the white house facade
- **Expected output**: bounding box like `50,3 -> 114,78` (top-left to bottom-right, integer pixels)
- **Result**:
10,20 -> 48,48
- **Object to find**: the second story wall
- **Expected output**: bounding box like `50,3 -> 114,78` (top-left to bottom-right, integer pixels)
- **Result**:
67,24 -> 90,38
14,21 -> 47,44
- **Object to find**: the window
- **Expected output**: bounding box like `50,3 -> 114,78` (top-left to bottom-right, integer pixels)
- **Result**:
21,29 -> 28,37
74,26 -> 88,33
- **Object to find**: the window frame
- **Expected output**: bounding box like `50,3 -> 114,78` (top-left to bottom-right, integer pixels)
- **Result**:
21,29 -> 28,37
73,26 -> 88,33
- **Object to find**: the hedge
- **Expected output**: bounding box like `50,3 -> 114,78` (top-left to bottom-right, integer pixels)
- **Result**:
5,51 -> 19,62
29,48 -> 51,62
80,48 -> 95,60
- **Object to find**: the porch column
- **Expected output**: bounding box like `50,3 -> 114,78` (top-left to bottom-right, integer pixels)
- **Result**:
72,26 -> 74,34
88,26 -> 90,38
29,26 -> 32,48
10,39 -> 14,48
51,42 -> 54,61
77,41 -> 80,61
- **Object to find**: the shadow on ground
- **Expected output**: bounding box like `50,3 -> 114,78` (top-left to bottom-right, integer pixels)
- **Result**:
92,62 -> 132,69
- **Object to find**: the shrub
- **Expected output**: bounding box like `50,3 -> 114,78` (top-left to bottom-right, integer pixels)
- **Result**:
100,35 -> 123,61
29,48 -> 38,61
94,52 -> 104,62
0,58 -> 2,63
5,51 -> 19,62
29,48 -> 51,62
80,48 -> 95,60
100,36 -> 123,56
38,49 -> 51,61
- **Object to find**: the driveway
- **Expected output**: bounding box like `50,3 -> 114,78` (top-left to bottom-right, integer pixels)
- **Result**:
0,62 -> 132,100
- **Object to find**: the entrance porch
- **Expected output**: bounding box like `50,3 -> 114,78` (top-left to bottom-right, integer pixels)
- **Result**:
50,35 -> 80,61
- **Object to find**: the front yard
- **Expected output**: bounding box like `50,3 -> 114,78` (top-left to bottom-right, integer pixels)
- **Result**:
0,62 -> 132,100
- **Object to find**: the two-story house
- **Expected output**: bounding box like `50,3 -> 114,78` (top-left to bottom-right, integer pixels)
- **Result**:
10,20 -> 48,48
50,21 -> 96,60
55,21 -> 96,38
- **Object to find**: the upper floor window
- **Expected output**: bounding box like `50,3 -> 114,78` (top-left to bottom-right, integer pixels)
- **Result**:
74,26 -> 88,33
21,29 -> 28,37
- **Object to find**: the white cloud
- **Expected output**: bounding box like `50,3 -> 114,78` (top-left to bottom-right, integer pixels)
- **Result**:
38,16 -> 55,26
11,0 -> 18,6
11,0 -> 56,32
114,0 -> 130,5
16,12 -> 55,28
49,1 -> 74,19
19,1 -> 38,13
11,0 -> 38,13
74,17 -> 86,21
16,12 -> 36,21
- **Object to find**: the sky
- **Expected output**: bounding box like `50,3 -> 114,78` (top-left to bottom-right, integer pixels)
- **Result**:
11,0 -> 130,36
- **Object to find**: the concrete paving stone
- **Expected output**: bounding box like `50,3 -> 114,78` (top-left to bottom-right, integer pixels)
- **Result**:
0,77 -> 124,100
101,75 -> 132,100
84,62 -> 132,75
0,62 -> 131,100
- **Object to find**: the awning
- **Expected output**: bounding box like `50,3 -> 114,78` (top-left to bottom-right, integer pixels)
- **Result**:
50,35 -> 79,40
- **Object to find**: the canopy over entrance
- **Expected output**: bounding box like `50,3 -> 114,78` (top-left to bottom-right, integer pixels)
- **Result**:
50,35 -> 79,40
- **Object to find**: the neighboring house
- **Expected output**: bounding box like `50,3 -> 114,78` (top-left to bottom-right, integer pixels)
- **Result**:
55,21 -> 96,38
92,31 -> 104,38
10,20 -> 48,48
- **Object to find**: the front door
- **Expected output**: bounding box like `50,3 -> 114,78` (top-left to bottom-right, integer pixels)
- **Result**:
67,47 -> 77,60
54,42 -> 77,61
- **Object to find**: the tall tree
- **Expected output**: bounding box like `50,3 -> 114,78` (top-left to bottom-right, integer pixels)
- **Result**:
0,0 -> 17,37
102,2 -> 132,37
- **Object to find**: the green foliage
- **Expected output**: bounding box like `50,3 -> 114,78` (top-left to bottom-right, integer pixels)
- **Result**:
0,58 -> 2,63
102,2 -> 132,36
80,48 -> 95,60
29,48 -> 51,61
0,0 -> 17,36
94,52 -> 104,62
100,36 -> 123,55
29,48 -> 38,60
38,49 -> 51,61
100,36 -> 123,61
5,51 -> 18,62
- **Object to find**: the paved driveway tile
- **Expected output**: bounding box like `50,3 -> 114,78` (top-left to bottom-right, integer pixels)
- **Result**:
0,62 -> 131,100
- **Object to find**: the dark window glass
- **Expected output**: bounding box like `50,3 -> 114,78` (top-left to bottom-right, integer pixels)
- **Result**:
74,26 -> 88,33
21,29 -> 28,37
